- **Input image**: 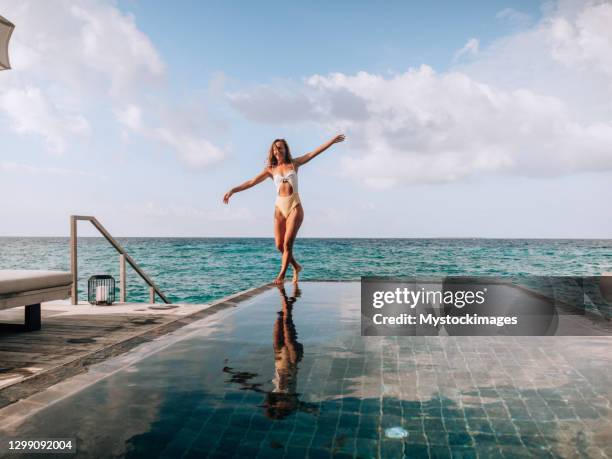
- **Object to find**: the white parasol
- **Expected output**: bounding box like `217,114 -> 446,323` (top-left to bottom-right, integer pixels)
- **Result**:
0,14 -> 15,70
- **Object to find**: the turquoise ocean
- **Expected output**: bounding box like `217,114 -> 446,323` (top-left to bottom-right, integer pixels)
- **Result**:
1,238 -> 610,304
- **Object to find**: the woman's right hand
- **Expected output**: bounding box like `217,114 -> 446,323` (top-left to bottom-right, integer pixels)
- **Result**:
223,190 -> 233,204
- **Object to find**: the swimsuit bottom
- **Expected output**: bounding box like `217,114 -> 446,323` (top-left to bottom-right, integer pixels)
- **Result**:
275,193 -> 301,218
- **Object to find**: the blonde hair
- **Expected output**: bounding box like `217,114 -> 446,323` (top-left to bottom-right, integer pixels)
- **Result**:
267,138 -> 293,167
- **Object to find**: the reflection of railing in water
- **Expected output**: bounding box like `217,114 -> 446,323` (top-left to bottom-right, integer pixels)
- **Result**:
70,215 -> 170,305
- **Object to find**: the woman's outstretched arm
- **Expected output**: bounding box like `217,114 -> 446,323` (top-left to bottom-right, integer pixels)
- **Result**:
294,134 -> 345,167
223,168 -> 270,204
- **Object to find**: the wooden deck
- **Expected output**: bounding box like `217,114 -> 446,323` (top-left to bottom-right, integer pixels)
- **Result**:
0,283 -> 272,410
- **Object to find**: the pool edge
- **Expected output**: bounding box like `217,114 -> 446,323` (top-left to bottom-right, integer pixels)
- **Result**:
0,282 -> 276,416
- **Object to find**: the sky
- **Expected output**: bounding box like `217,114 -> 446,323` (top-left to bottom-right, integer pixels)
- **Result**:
0,0 -> 611,238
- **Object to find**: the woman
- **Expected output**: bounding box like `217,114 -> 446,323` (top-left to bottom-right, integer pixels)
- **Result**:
223,134 -> 345,284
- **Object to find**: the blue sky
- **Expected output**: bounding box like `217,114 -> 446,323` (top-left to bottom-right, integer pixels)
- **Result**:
1,0 -> 611,238
123,0 -> 541,79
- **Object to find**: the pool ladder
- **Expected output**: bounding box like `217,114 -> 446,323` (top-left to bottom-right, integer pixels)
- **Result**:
70,215 -> 171,305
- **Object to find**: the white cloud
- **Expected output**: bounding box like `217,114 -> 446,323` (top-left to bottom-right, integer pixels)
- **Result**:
3,0 -> 164,95
453,38 -> 479,62
496,8 -> 533,29
457,0 -> 612,111
114,104 -> 145,133
226,83 -> 318,124
0,0 -> 224,167
115,104 -> 226,169
0,0 -> 162,153
69,2 -> 165,94
156,127 -> 225,169
545,2 -> 612,77
227,1 -> 612,188
0,86 -> 89,154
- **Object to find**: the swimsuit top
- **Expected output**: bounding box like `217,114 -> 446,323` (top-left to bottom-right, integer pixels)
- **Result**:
273,168 -> 298,195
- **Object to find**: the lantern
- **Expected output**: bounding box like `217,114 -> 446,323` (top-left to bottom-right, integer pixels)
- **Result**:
88,275 -> 116,305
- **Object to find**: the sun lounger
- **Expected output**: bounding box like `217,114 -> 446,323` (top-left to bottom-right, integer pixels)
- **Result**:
0,270 -> 72,331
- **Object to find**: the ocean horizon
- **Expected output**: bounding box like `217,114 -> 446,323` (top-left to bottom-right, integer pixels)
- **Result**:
2,237 -> 610,304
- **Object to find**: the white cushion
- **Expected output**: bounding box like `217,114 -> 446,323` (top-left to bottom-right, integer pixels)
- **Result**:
0,270 -> 72,295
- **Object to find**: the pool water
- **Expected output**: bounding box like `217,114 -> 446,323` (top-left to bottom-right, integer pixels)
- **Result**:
1,282 -> 611,458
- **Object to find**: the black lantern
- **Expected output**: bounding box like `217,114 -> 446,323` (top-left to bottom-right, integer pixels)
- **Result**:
88,275 -> 115,305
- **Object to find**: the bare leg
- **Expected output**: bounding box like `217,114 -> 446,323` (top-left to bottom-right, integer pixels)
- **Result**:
274,207 -> 302,284
292,258 -> 302,284
276,205 -> 304,283
274,209 -> 286,254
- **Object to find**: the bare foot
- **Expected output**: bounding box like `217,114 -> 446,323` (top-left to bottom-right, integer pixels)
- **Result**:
292,263 -> 302,284
274,276 -> 285,285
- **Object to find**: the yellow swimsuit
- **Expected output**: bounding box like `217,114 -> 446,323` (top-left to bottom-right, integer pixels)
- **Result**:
273,169 -> 301,218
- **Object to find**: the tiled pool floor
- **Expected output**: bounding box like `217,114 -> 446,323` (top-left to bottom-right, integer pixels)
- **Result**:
1,282 -> 611,458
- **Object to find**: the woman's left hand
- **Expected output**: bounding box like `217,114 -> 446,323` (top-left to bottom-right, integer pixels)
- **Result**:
331,134 -> 345,144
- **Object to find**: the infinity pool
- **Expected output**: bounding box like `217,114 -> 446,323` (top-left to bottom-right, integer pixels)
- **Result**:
1,282 -> 611,458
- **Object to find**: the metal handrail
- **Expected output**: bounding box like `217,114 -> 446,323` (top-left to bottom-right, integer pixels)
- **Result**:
70,215 -> 170,304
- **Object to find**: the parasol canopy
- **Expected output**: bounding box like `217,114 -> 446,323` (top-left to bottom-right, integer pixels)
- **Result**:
0,14 -> 15,70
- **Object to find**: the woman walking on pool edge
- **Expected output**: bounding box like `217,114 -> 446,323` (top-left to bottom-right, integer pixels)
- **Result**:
223,134 -> 345,285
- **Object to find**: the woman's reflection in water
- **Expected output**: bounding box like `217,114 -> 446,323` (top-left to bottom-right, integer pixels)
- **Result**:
222,284 -> 318,420
267,284 -> 304,418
